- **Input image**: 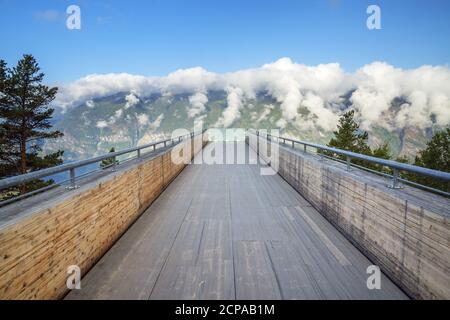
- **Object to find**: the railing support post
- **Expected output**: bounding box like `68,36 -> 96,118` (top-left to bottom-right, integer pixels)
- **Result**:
346,156 -> 351,171
137,149 -> 141,158
304,144 -> 307,153
291,141 -> 294,149
66,168 -> 79,190
388,169 -> 403,189
256,131 -> 259,157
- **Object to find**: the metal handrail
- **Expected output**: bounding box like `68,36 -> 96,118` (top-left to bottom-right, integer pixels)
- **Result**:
250,130 -> 450,190
0,131 -> 201,191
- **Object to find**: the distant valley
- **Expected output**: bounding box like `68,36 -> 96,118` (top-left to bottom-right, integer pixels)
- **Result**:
45,90 -> 441,161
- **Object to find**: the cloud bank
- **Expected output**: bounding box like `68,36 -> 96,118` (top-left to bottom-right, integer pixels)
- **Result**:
188,92 -> 208,118
56,58 -> 450,131
216,87 -> 244,128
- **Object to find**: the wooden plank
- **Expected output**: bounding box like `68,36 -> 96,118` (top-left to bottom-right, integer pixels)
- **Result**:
294,206 -> 351,266
233,240 -> 282,300
150,219 -> 234,299
64,142 -> 408,300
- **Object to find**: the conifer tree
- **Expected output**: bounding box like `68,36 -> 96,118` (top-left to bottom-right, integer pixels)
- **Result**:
327,110 -> 371,158
413,128 -> 450,192
328,111 -> 449,193
0,54 -> 64,196
100,147 -> 118,169
327,110 -> 371,154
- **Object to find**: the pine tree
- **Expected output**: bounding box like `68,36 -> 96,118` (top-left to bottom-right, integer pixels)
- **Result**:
326,110 -> 371,161
370,142 -> 392,173
326,110 -> 396,171
327,110 -> 371,154
413,128 -> 450,192
371,142 -> 391,160
327,111 -> 450,193
100,147 -> 118,169
0,54 -> 64,196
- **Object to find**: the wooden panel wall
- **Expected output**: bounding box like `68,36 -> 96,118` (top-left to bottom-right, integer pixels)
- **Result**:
249,136 -> 450,300
0,135 -> 206,300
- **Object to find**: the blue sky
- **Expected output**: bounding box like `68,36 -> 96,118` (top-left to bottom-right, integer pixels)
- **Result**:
0,0 -> 449,83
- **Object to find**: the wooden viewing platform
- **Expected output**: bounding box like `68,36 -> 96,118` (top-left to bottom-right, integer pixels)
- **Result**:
66,142 -> 408,300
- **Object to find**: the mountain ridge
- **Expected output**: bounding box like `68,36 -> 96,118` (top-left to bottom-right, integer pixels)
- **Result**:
44,90 -> 442,161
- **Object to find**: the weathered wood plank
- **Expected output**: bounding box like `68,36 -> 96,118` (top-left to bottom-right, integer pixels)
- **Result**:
65,142 -> 407,300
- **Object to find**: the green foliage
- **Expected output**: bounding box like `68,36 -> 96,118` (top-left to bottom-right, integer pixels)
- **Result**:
369,142 -> 392,173
0,54 -> 64,197
415,128 -> 450,172
409,128 -> 450,192
371,142 -> 391,159
395,155 -> 410,164
327,110 -> 371,156
100,147 -> 119,169
326,110 -> 397,172
327,110 -> 450,193
326,110 -> 379,169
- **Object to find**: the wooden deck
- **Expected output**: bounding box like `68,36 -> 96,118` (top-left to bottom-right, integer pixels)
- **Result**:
66,142 -> 408,300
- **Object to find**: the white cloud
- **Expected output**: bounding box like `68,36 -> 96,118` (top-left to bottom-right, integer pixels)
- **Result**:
256,104 -> 274,123
351,62 -> 450,129
115,109 -> 123,118
302,93 -> 338,131
161,67 -> 218,94
103,108 -> 124,126
215,87 -> 244,128
125,91 -> 140,109
188,92 -> 208,118
56,73 -> 157,109
55,58 -> 450,131
96,120 -> 108,128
